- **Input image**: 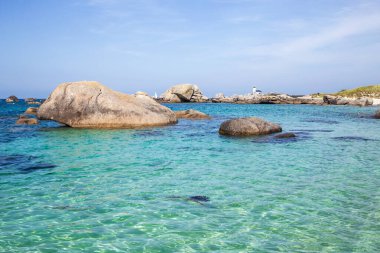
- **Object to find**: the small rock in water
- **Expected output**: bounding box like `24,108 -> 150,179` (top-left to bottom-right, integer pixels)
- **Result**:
188,196 -> 210,202
219,117 -> 282,136
6,95 -> 19,103
374,110 -> 380,119
175,109 -> 211,119
24,107 -> 38,115
16,116 -> 38,125
274,132 -> 296,138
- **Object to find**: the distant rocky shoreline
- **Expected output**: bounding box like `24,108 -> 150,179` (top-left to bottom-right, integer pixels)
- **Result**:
156,84 -> 380,106
5,83 -> 380,107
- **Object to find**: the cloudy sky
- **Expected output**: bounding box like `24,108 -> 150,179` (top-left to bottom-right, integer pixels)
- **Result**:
1,0 -> 380,97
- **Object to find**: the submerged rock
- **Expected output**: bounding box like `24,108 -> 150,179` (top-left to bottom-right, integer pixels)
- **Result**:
188,196 -> 210,202
6,95 -> 19,103
175,109 -> 211,119
274,132 -> 296,138
323,95 -> 373,106
37,81 -> 177,128
24,107 -> 38,115
161,84 -> 208,103
219,117 -> 282,136
374,110 -> 380,119
167,195 -> 210,205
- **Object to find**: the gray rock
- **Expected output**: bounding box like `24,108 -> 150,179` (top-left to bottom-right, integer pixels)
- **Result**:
6,96 -> 19,103
323,95 -> 373,106
274,132 -> 296,138
323,95 -> 338,104
161,84 -> 208,102
37,81 -> 177,128
374,110 -> 380,119
219,117 -> 282,136
175,109 -> 211,119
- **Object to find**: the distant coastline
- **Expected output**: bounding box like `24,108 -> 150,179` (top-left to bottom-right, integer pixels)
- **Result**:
3,84 -> 380,106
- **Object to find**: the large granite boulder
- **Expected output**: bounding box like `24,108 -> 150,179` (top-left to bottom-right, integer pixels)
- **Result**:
161,84 -> 208,103
6,96 -> 19,103
219,117 -> 282,136
37,81 -> 177,128
175,109 -> 211,119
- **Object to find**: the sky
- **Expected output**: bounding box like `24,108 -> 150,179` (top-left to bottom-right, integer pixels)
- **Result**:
1,0 -> 380,98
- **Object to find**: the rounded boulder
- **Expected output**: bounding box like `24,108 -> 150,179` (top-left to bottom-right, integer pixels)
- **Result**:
219,117 -> 282,136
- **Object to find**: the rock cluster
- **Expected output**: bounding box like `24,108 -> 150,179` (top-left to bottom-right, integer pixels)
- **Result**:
161,84 -> 208,103
323,95 -> 373,106
212,94 -> 324,105
219,117 -> 282,136
16,115 -> 38,125
210,93 -> 375,106
37,81 -> 177,128
175,109 -> 211,119
6,96 -> 19,103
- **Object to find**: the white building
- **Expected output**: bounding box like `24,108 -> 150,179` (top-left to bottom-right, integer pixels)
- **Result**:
252,86 -> 262,95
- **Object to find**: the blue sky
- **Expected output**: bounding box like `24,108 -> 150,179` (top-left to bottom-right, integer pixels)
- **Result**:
1,0 -> 380,98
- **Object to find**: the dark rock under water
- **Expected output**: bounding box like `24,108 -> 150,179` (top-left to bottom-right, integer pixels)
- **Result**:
332,136 -> 378,142
167,195 -> 211,205
0,154 -> 56,174
188,196 -> 210,202
303,119 -> 340,124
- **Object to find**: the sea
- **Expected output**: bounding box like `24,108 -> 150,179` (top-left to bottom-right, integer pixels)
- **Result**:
1,100 -> 379,252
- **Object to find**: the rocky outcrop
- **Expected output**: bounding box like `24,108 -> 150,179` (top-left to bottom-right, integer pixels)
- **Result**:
212,94 -> 323,105
211,93 -> 375,106
374,110 -> 380,119
6,96 -> 19,103
16,115 -> 38,125
219,117 -> 282,136
37,81 -> 177,128
323,95 -> 373,106
175,109 -> 211,119
24,107 -> 38,115
161,84 -> 208,103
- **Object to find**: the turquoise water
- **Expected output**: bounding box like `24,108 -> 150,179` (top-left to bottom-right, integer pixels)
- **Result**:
1,100 -> 379,252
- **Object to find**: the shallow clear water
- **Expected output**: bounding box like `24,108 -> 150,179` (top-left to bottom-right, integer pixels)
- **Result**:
1,100 -> 379,252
